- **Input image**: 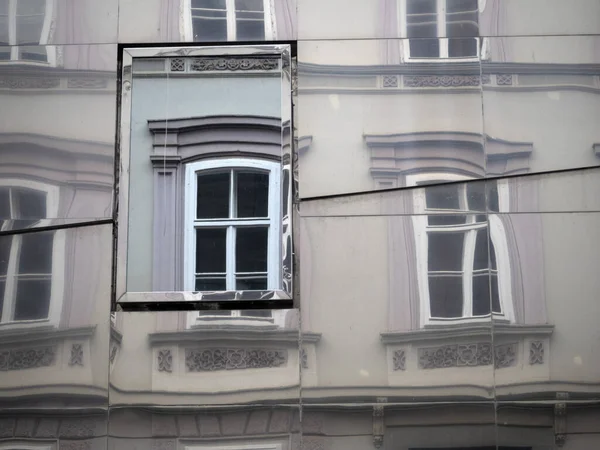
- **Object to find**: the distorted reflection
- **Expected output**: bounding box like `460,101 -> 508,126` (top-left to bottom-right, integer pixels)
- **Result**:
118,46 -> 294,302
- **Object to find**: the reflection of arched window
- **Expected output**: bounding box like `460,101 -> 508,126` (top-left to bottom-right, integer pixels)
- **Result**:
0,0 -> 54,63
183,0 -> 274,42
408,173 -> 514,327
399,0 -> 480,59
0,181 -> 62,327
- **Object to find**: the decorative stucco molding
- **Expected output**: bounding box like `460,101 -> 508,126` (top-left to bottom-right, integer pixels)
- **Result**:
158,349 -> 173,373
0,77 -> 60,89
496,74 -> 513,85
185,348 -> 287,371
300,348 -> 308,369
383,75 -> 398,88
418,342 -> 518,369
404,74 -> 490,88
0,346 -> 56,371
529,341 -> 544,365
392,349 -> 406,371
190,57 -> 279,72
60,441 -> 91,450
555,392 -> 569,447
69,344 -> 83,366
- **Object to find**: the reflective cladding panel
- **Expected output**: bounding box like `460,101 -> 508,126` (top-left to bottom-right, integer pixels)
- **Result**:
0,223 -> 111,409
492,212 -> 600,401
118,45 -> 295,305
300,214 -> 494,403
109,310 -> 300,406
109,405 -> 300,449
483,35 -> 600,178
0,44 -> 116,231
118,0 -> 297,43
0,0 -> 118,46
297,38 -> 485,199
298,0 -> 600,41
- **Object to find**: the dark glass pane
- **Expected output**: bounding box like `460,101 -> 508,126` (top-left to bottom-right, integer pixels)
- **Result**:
487,181 -> 500,212
0,188 -> 9,217
428,214 -> 467,226
428,232 -> 464,271
196,172 -> 230,219
237,172 -> 268,218
19,231 -> 53,274
473,228 -> 489,270
407,0 -> 436,14
193,17 -> 228,41
429,276 -> 463,318
195,277 -> 226,291
14,188 -> 46,219
0,236 -> 11,275
236,227 -> 268,272
195,228 -> 226,273
19,46 -> 47,61
14,279 -> 51,320
409,38 -> 440,57
236,19 -> 265,40
425,185 -> 460,210
467,182 -> 486,211
475,214 -> 487,223
17,0 -> 46,15
192,9 -> 227,17
236,277 -> 267,290
16,17 -> 45,44
472,272 -> 491,316
448,38 -> 478,57
0,0 -> 8,14
0,48 -> 10,59
491,274 -> 501,313
235,0 -> 263,11
192,0 -> 226,8
0,280 -> 4,320
240,310 -> 271,318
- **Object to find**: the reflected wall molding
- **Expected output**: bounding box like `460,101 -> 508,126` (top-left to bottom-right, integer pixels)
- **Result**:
184,348 -> 288,372
0,346 -> 56,371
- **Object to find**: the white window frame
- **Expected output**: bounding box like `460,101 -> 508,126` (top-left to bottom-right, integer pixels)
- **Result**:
181,0 -> 275,42
1,0 -> 56,65
184,158 -> 281,293
407,173 -> 513,327
398,0 -> 484,62
0,179 -> 64,329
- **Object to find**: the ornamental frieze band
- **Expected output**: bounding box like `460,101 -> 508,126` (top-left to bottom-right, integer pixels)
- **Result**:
417,343 -> 517,370
0,346 -> 56,371
185,348 -> 287,372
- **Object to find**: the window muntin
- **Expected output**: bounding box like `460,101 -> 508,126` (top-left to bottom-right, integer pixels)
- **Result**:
187,0 -> 273,42
185,158 -> 281,294
403,0 -> 479,59
0,185 -> 56,324
0,0 -> 53,63
409,174 -> 513,326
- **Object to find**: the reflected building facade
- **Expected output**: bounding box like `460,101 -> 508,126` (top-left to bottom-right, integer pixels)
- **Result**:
1,1 -> 600,450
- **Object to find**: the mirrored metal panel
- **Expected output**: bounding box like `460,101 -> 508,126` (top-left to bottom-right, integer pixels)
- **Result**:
492,212 -> 600,401
300,213 -> 494,403
0,0 -> 118,46
116,45 -> 295,307
0,223 -> 111,409
483,35 -> 600,178
118,0 -> 297,43
0,44 -> 116,231
109,310 -> 300,406
297,38 -> 485,199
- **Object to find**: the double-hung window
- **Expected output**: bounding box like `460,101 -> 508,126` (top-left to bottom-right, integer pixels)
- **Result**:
0,185 -> 57,325
185,158 -> 281,294
402,0 -> 479,59
186,0 -> 274,42
410,174 -> 513,326
0,0 -> 54,63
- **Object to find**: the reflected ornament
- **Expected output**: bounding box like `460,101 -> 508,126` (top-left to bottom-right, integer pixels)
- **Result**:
185,348 -> 287,371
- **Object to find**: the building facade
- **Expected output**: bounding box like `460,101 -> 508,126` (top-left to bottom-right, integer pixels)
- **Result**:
1,1 -> 600,450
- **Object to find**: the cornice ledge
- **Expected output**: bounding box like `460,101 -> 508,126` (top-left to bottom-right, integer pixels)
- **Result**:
110,324 -> 123,344
380,323 -> 554,345
147,115 -> 281,134
149,326 -> 303,346
0,325 -> 96,346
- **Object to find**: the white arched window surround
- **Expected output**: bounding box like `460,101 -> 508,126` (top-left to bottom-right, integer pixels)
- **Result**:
184,157 -> 282,293
0,178 -> 64,329
180,0 -> 275,42
397,0 -> 489,62
407,172 -> 513,327
1,0 -> 56,65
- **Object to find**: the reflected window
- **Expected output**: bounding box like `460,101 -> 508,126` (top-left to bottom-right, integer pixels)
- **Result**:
186,0 -> 274,42
185,158 -> 281,294
402,0 -> 479,59
0,187 -> 55,324
0,0 -> 53,63
410,175 -> 513,326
